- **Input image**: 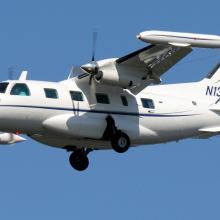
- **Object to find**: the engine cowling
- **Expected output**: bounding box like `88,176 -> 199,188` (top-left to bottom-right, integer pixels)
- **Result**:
93,59 -> 146,89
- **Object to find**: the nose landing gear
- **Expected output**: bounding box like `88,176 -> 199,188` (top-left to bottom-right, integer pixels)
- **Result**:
69,148 -> 92,171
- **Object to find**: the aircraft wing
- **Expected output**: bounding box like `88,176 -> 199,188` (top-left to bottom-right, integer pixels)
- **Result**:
116,44 -> 192,94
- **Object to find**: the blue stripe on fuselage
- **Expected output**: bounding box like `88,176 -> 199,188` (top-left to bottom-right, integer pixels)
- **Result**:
0,104 -> 198,118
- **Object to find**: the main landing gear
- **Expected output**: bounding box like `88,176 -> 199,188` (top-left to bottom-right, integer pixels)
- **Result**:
103,115 -> 130,153
66,116 -> 131,172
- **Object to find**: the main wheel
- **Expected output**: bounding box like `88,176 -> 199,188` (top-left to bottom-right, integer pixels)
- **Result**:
111,131 -> 130,153
69,151 -> 89,171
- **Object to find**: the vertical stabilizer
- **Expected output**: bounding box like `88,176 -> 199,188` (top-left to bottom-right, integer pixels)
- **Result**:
204,63 -> 220,83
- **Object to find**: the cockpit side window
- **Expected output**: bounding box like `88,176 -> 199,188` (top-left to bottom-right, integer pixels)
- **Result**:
10,83 -> 30,96
0,82 -> 9,93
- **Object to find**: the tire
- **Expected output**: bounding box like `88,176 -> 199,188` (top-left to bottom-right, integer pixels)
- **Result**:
69,151 -> 89,171
111,132 -> 130,153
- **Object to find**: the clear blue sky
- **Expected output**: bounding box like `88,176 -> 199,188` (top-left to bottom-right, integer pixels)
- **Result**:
1,0 -> 220,219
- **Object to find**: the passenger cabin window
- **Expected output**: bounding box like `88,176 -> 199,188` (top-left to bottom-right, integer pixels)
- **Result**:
44,88 -> 58,99
10,83 -> 30,96
141,98 -> 155,109
70,91 -> 84,101
96,93 -> 110,104
121,95 -> 128,106
0,82 -> 9,93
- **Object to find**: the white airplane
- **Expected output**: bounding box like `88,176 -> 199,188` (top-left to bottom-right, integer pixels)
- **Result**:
1,30 -> 220,172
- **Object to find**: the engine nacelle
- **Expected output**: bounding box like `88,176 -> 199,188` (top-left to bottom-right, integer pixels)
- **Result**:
95,59 -> 146,88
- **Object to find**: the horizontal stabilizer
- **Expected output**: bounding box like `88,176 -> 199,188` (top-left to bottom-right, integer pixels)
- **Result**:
209,102 -> 220,112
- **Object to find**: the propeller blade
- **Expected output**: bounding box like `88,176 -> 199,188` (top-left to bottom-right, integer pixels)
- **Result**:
76,30 -> 99,86
89,75 -> 93,85
68,65 -> 86,78
91,31 -> 98,62
90,74 -> 96,94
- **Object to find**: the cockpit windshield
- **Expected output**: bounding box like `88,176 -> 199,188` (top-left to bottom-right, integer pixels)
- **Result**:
0,82 -> 9,93
10,83 -> 30,96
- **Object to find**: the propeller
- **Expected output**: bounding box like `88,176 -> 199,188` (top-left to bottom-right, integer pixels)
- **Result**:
80,31 -> 102,85
81,62 -> 99,84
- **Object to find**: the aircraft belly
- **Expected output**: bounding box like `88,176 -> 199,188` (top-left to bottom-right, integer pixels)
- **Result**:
32,110 -> 219,149
30,134 -> 111,149
138,113 -> 203,143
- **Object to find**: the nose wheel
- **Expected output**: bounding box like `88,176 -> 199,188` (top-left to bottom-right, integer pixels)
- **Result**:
69,149 -> 91,171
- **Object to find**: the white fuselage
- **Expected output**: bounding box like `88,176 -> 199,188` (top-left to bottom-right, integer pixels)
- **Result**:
0,76 -> 218,150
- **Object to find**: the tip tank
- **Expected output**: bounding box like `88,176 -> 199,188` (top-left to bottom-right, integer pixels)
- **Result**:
137,30 -> 220,48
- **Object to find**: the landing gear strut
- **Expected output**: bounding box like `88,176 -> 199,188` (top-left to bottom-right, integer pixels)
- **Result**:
103,116 -> 130,153
69,148 -> 92,171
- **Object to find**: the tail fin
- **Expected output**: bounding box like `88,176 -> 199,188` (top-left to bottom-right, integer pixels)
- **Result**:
204,63 -> 220,83
200,63 -> 220,107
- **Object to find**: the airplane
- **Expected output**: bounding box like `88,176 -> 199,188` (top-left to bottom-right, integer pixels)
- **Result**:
1,30 -> 220,172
